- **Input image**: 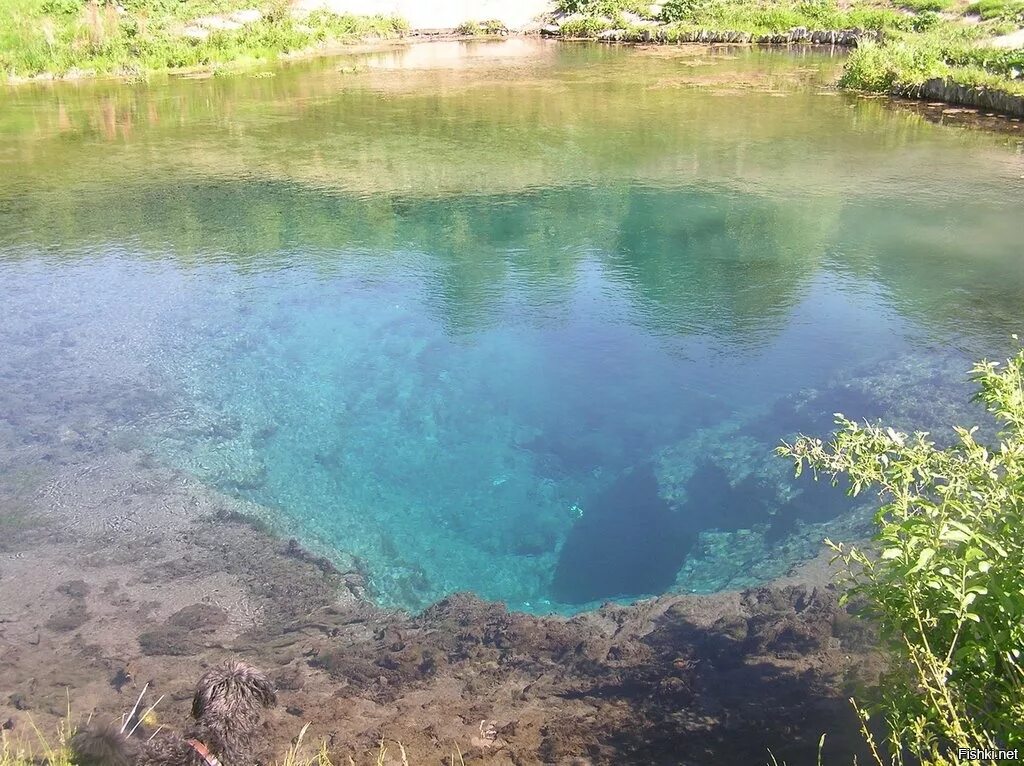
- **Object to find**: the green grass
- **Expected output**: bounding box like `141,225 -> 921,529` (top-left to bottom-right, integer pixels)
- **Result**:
1,718 -> 462,766
966,0 -> 1024,20
898,0 -> 953,12
557,0 -> 917,38
658,0 -> 912,32
0,706 -> 74,766
453,19 -> 508,35
831,0 -> 1024,99
0,0 -> 408,81
554,0 -> 1024,106
560,16 -> 620,36
840,25 -> 1024,96
555,0 -> 655,16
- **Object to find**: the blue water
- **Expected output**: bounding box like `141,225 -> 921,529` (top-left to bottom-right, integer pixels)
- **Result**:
1,42 -> 1022,613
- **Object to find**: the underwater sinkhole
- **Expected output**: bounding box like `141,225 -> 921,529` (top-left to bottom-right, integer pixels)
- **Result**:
1,41 -> 1022,614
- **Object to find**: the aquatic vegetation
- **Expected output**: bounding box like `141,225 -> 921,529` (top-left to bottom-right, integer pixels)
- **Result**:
780,347 -> 1024,757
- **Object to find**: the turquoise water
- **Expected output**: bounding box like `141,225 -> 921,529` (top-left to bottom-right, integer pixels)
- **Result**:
1,41 -> 1023,613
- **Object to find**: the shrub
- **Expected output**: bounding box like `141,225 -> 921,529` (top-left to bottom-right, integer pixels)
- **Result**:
841,7 -> 912,31
559,16 -> 615,36
778,346 -> 1024,760
839,24 -> 1023,95
454,19 -> 507,35
660,0 -> 726,23
839,40 -> 927,90
556,0 -> 652,15
909,10 -> 942,31
40,0 -> 84,16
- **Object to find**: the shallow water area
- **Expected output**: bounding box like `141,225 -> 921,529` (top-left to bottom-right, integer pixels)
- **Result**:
1,39 -> 1023,614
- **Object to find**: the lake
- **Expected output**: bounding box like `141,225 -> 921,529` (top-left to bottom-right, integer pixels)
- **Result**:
1,39 -> 1022,613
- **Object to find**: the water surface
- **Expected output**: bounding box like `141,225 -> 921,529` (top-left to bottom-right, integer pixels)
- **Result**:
1,40 -> 1022,613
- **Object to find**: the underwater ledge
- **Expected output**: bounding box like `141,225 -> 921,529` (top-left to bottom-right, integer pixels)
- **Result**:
0,443 -> 883,765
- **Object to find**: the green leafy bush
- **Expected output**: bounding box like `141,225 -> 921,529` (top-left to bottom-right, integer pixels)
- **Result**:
40,0 -> 84,16
779,346 -> 1024,759
659,0 -> 720,22
798,0 -> 838,16
839,24 -> 1024,96
556,0 -> 652,15
454,19 -> 507,35
559,16 -> 615,36
909,10 -> 942,31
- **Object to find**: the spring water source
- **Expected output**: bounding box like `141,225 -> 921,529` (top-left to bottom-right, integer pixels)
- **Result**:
1,40 -> 1022,613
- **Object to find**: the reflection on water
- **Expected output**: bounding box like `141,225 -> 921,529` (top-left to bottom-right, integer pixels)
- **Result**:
1,40 -> 1022,613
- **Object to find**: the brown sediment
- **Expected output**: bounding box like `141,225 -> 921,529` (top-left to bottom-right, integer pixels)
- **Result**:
884,93 -> 1024,133
0,440 -> 884,765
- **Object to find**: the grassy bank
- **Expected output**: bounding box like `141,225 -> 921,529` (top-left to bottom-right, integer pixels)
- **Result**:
551,0 -> 1024,109
554,0 -> 930,38
0,0 -> 408,81
841,27 -> 1024,96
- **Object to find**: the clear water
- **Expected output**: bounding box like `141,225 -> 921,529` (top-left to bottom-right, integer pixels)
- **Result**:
1,40 -> 1022,613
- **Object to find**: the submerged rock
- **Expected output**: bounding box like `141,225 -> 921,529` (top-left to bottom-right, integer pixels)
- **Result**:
45,603 -> 90,632
56,579 -> 91,599
138,626 -> 200,656
167,603 -> 229,630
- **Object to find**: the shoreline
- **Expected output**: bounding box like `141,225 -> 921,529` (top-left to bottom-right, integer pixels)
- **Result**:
0,426 -> 880,764
5,28 -> 1023,126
